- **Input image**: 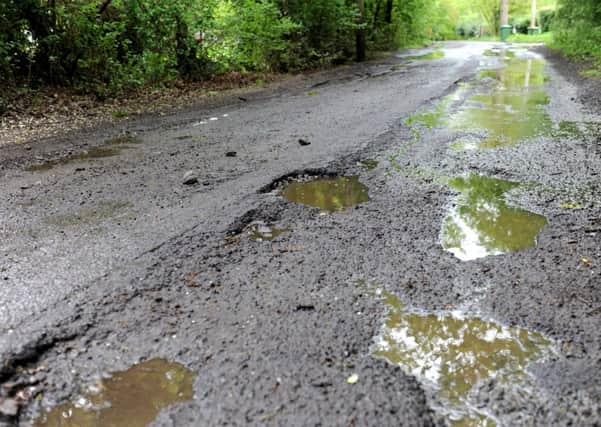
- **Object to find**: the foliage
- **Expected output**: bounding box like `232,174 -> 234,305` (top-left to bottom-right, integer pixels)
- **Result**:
0,0 -> 571,101
553,0 -> 601,65
507,32 -> 554,43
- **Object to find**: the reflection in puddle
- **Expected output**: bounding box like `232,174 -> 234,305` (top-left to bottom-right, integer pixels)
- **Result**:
248,223 -> 290,242
405,84 -> 468,130
482,49 -> 516,58
373,292 -> 550,427
441,175 -> 547,261
281,176 -> 369,212
27,136 -> 142,172
44,201 -> 133,227
35,359 -> 195,427
450,58 -> 551,150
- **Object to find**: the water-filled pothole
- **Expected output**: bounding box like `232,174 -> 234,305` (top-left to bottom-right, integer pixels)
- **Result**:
26,136 -> 142,172
34,359 -> 195,427
450,57 -> 551,150
247,222 -> 290,242
373,292 -> 551,427
482,48 -> 516,58
441,174 -> 547,261
44,201 -> 134,227
281,176 -> 369,212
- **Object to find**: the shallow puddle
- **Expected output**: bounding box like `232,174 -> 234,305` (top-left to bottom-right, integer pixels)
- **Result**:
27,136 -> 142,172
450,57 -> 551,150
248,223 -> 290,241
441,175 -> 547,261
34,359 -> 195,427
482,49 -> 516,58
373,292 -> 550,426
44,201 -> 133,227
281,176 -> 369,212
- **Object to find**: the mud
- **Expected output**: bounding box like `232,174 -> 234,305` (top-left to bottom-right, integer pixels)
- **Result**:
1,41 -> 601,426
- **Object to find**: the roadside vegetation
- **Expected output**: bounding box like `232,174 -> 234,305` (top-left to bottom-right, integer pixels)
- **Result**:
0,0 -> 599,124
553,0 -> 601,68
0,0 -> 455,104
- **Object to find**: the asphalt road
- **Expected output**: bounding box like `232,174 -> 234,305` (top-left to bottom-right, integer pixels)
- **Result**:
1,41 -> 600,426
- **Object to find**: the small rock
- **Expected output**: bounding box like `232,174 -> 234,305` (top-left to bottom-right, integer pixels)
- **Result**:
0,399 -> 19,417
226,151 -> 237,157
182,171 -> 198,185
298,138 -> 311,146
19,184 -> 31,190
202,181 -> 211,186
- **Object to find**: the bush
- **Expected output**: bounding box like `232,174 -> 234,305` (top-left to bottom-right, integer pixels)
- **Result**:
554,0 -> 601,64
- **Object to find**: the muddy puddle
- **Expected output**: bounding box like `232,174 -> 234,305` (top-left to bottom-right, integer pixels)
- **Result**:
441,174 -> 547,261
281,176 -> 369,212
373,292 -> 551,427
450,57 -> 551,150
248,222 -> 290,241
27,136 -> 142,172
44,201 -> 134,227
34,359 -> 195,427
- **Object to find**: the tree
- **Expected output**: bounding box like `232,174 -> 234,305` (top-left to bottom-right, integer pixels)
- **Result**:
500,0 -> 509,26
356,0 -> 367,62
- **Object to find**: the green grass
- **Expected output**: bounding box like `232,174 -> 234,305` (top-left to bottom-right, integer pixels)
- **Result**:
465,32 -> 553,44
580,68 -> 601,79
405,50 -> 445,60
112,110 -> 129,119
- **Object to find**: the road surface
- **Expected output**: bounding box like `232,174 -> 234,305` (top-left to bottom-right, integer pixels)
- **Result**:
1,41 -> 600,426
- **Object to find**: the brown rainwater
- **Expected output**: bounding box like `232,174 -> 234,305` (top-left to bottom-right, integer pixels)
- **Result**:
26,136 -> 142,172
34,359 -> 196,427
281,176 -> 369,212
373,292 -> 551,426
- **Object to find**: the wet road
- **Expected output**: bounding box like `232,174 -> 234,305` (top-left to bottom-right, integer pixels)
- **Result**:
1,41 -> 601,426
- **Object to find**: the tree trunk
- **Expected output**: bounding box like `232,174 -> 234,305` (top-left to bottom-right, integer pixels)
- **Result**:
356,0 -> 366,62
530,0 -> 537,28
500,0 -> 509,27
99,0 -> 113,15
385,0 -> 393,24
373,0 -> 382,32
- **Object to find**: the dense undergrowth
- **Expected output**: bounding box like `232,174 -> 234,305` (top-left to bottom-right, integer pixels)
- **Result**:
0,0 -> 454,107
1,0 -> 600,119
553,0 -> 601,68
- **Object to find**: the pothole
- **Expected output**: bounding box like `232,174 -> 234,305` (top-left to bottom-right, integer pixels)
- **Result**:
450,57 -> 551,150
26,136 -> 143,172
43,201 -> 134,227
373,291 -> 552,427
280,176 -> 370,212
247,221 -> 290,242
441,174 -> 547,261
33,359 -> 195,427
